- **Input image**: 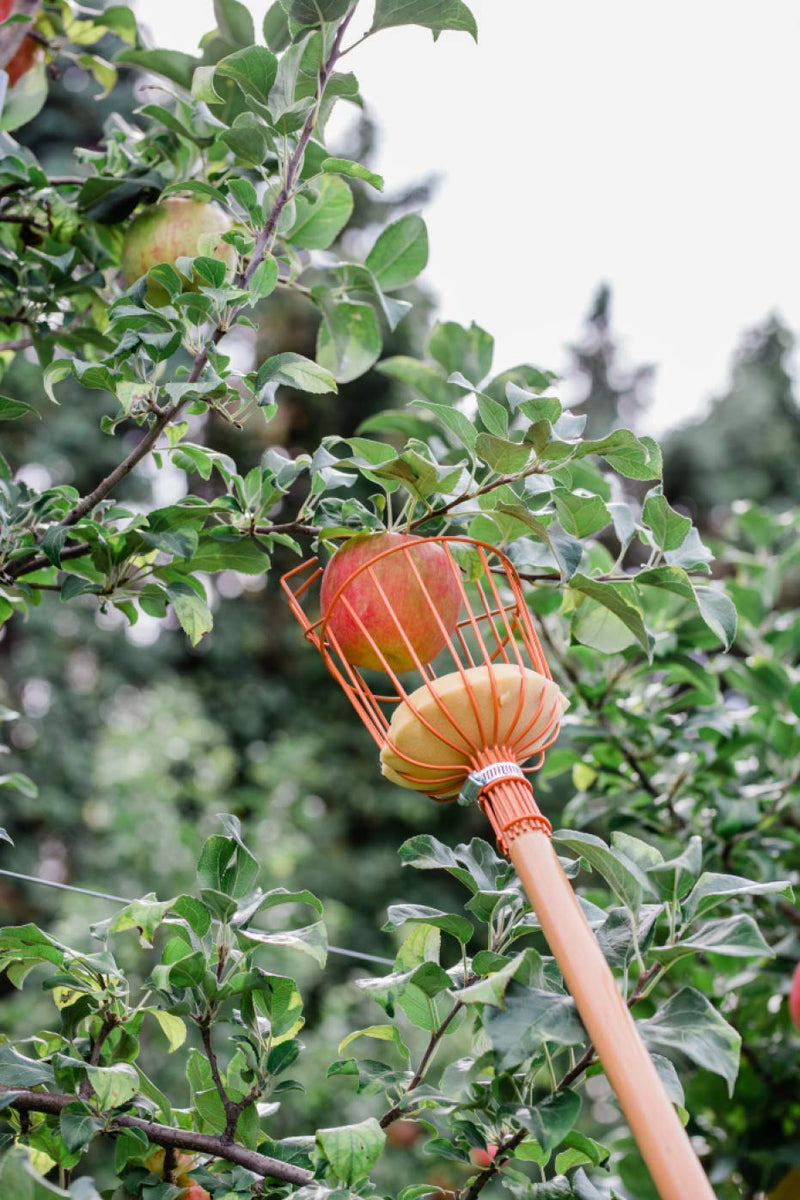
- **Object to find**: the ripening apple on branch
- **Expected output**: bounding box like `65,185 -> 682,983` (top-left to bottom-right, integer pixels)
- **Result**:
469,1144 -> 499,1169
120,196 -> 237,290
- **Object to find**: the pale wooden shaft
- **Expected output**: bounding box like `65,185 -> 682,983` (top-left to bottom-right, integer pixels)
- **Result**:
510,829 -> 716,1200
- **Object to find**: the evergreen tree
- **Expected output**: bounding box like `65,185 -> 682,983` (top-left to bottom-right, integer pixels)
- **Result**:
566,283 -> 654,437
664,315 -> 800,517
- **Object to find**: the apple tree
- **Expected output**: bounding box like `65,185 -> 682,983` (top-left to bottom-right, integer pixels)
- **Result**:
0,2 -> 798,1198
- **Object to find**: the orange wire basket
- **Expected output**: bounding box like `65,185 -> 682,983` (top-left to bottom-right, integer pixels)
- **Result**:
281,535 -> 567,839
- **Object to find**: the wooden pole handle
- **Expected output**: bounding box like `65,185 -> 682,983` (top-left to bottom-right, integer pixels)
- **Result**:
474,773 -> 715,1200
509,829 -> 715,1200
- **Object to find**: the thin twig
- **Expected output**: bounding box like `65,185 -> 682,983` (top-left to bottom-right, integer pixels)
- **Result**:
380,993 -> 470,1128
197,1019 -> 239,1142
408,464 -> 546,533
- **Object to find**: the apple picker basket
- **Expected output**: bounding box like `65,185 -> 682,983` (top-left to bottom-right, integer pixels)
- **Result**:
281,535 -> 714,1200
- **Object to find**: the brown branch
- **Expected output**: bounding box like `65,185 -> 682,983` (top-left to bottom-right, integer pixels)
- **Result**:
380,994 -> 469,1128
3,540 -> 91,583
0,332 -> 34,352
408,464 -> 546,533
6,8 -> 357,582
0,175 -> 84,202
78,1012 -> 117,1100
254,521 -> 321,538
0,0 -> 41,70
197,1019 -> 239,1142
0,1085 -> 312,1184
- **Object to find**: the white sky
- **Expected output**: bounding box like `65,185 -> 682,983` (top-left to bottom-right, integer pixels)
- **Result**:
134,0 -> 800,433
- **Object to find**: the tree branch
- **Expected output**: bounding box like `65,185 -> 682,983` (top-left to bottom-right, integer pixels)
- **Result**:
6,8 -> 357,582
408,464 -> 546,532
198,1018 -> 239,1142
380,994 -> 469,1128
0,0 -> 41,71
0,175 -> 84,203
0,1085 -> 312,1184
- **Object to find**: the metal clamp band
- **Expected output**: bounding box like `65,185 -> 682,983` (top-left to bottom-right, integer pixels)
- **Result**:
459,760 -> 526,806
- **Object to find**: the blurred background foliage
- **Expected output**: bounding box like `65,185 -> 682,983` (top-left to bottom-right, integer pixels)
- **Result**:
1,4 -> 799,1198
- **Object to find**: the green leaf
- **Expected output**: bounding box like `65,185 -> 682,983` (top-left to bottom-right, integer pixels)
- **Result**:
430,320 -> 493,384
664,526 -> 713,571
316,1117 -> 386,1185
639,987 -> 741,1095
239,920 -> 328,966
216,45 -> 278,105
553,829 -> 654,911
365,214 -> 428,291
641,489 -> 692,551
475,433 -> 531,474
377,356 -> 456,405
247,255 -> 279,304
258,352 -> 337,394
554,491 -> 611,538
575,429 -> 661,480
338,1024 -> 410,1059
371,0 -> 478,39
317,301 -> 382,383
0,395 -> 36,421
653,914 -> 773,965
0,1148 -> 71,1197
384,903 -> 473,943
693,585 -> 737,649
43,360 -> 73,404
682,872 -> 794,920
455,952 -> 527,1007
570,574 -> 651,655
214,0 -> 255,44
483,982 -> 585,1068
86,1063 -> 138,1110
322,157 -> 384,191
281,0 -> 353,22
221,111 -> 271,166
60,1105 -> 104,1153
116,48 -> 199,90
264,1 -> 291,48
150,1009 -> 187,1052
288,175 -> 353,249
527,1089 -> 581,1155
166,582 -> 213,646
0,60 -> 47,132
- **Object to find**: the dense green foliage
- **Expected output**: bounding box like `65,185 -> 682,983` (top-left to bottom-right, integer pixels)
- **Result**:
0,3 -> 799,1199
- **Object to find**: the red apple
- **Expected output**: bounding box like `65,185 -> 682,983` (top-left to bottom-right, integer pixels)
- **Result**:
0,0 -> 43,86
386,1119 -> 423,1147
320,532 -> 462,673
180,1185 -> 210,1200
469,1145 -> 498,1169
790,963 -> 800,1030
120,197 -> 236,288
